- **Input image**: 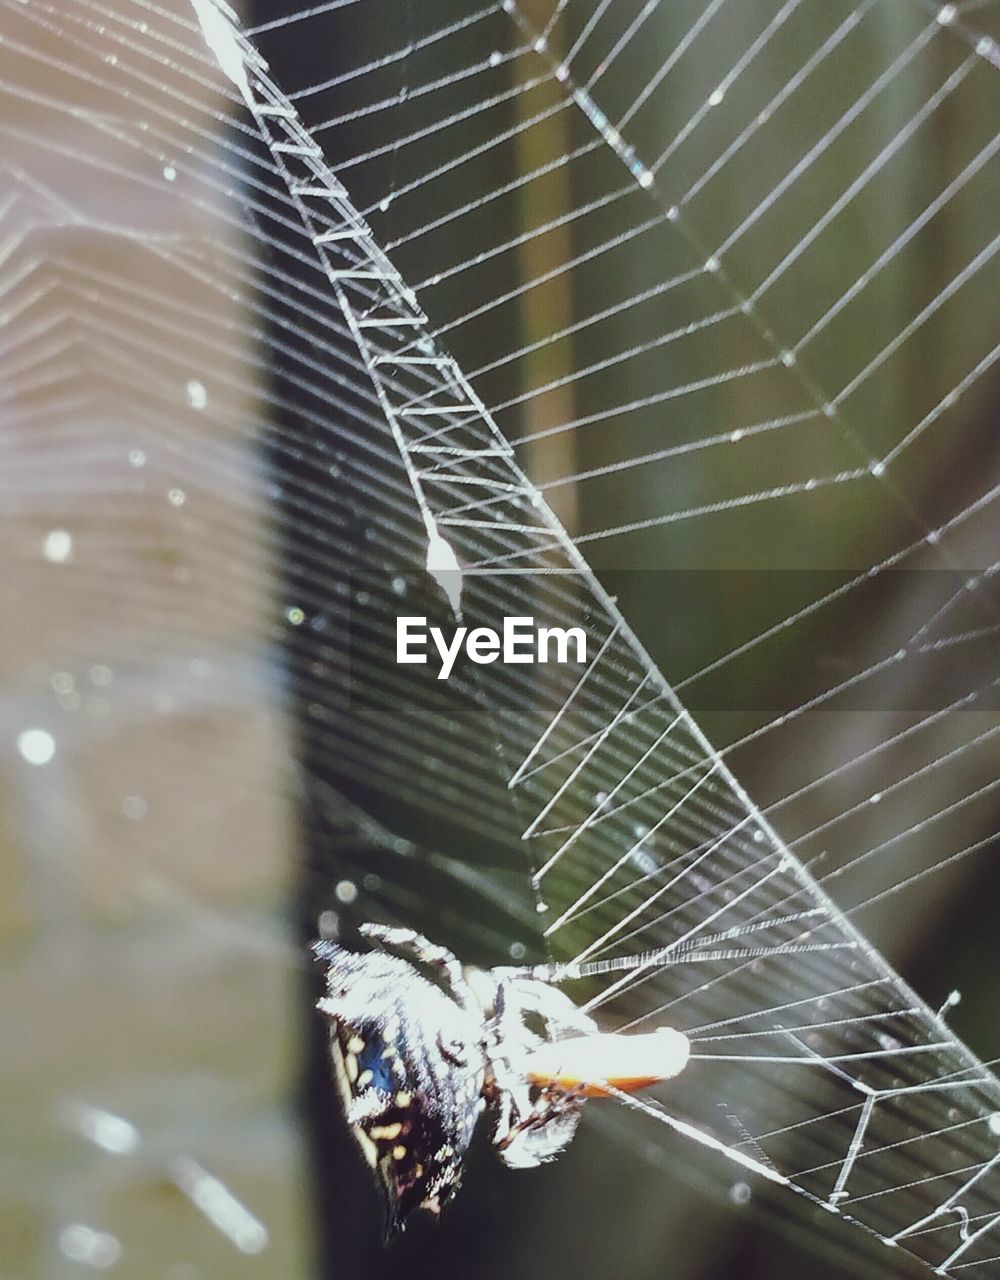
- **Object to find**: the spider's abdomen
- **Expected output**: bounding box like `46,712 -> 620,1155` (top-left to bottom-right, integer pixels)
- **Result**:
315,941 -> 486,1236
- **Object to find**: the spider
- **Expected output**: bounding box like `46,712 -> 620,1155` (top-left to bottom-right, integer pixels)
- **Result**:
314,923 -> 690,1236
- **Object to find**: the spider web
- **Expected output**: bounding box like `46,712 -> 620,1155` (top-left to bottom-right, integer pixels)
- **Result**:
2,0 -> 998,1275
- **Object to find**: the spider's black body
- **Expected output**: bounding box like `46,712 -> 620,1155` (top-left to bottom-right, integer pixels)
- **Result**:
313,938 -> 487,1233
313,924 -> 598,1236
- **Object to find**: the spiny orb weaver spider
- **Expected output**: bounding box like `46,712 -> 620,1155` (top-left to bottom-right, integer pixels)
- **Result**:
314,923 -> 690,1235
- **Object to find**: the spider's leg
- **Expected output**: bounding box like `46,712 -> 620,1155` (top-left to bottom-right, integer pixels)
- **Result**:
493,1084 -> 586,1168
358,923 -> 480,1013
497,974 -> 598,1038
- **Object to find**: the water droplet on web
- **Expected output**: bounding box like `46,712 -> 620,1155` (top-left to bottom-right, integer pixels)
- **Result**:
535,900 -> 549,914
730,1181 -> 752,1206
489,50 -> 502,67
58,1224 -> 122,1269
186,379 -> 207,409
708,87 -> 725,107
62,1100 -> 139,1154
167,487 -> 185,506
630,847 -> 659,875
122,795 -> 147,820
162,164 -> 177,181
128,448 -> 146,467
52,672 -> 74,694
335,879 -> 358,905
285,605 -> 305,626
704,256 -> 720,273
43,529 -> 73,563
17,728 -> 56,766
509,941 -> 526,961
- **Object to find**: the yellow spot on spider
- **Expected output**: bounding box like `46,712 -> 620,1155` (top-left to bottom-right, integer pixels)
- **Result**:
381,1044 -> 397,1058
395,1091 -> 412,1108
347,1036 -> 365,1054
344,1053 -> 358,1084
414,1163 -> 424,1178
357,1069 -> 374,1088
369,1123 -> 403,1141
392,1145 -> 408,1161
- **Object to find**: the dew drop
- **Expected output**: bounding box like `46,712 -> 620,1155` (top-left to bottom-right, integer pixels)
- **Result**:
43,529 -> 73,563
335,879 -> 358,905
17,728 -> 56,766
58,1224 -> 122,1270
186,380 -> 207,410
122,795 -> 148,820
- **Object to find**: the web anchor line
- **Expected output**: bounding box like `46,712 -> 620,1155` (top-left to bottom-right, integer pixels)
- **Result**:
190,4 -> 1000,1275
191,0 -> 581,622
